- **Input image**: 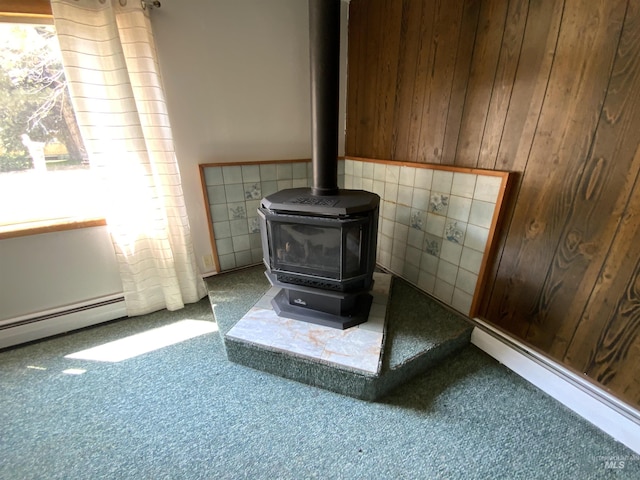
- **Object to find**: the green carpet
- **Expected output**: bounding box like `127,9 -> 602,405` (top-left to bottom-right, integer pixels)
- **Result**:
1,266 -> 638,479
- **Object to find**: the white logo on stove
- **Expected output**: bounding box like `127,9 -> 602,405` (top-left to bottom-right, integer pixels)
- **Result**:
293,298 -> 307,306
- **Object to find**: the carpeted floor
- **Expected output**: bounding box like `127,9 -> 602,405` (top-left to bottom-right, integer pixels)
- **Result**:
1,266 -> 639,479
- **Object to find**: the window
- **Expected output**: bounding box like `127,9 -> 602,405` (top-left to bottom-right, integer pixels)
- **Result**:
0,7 -> 103,232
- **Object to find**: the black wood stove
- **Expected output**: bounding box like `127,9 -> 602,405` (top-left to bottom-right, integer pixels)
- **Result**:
258,0 -> 379,329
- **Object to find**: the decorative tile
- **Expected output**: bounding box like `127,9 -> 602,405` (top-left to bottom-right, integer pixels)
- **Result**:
475,175 -> 502,203
414,168 -> 433,190
215,237 -> 233,256
448,195 -> 472,222
228,202 -> 247,220
248,217 -> 260,234
433,278 -> 454,304
261,180 -> 278,197
384,182 -> 398,203
433,170 -> 453,193
259,163 -> 277,181
437,259 -> 458,285
244,182 -> 262,200
410,209 -> 427,230
420,251 -> 439,275
207,185 -> 227,205
379,232 -> 393,253
292,162 -> 307,179
412,188 -> 430,211
456,268 -> 478,295
225,184 -> 245,203
345,159 -> 354,176
423,233 -> 442,257
385,164 -> 400,184
407,228 -> 424,249
452,288 -> 473,315
429,192 -> 449,215
395,204 -> 411,226
393,223 -> 409,244
460,247 -> 483,274
444,220 -> 466,245
229,218 -> 248,236
204,166 -> 223,186
373,162 -> 386,181
235,250 -> 253,267
425,213 -> 445,237
372,180 -> 385,198
232,234 -> 250,253
362,162 -> 374,179
417,270 -> 436,293
440,240 -> 463,266
399,166 -> 416,187
397,185 -> 413,206
246,199 -> 261,216
222,165 -> 243,184
405,245 -> 422,266
249,232 -> 262,249
209,204 -> 229,222
464,224 -> 489,252
469,200 -> 495,228
213,221 -> 231,239
241,164 -> 260,183
382,201 -> 396,221
218,253 -> 236,270
277,179 -> 293,190
451,172 -> 477,198
276,163 -> 292,181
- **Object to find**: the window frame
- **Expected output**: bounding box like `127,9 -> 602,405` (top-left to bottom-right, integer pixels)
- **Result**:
0,0 -> 106,238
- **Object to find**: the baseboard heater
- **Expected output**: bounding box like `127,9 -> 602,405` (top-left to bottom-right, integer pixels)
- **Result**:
0,294 -> 126,350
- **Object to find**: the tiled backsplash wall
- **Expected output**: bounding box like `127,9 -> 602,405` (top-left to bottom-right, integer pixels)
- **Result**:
200,158 -> 508,316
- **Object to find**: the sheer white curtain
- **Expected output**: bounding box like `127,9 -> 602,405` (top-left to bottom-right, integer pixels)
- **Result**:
51,0 -> 207,315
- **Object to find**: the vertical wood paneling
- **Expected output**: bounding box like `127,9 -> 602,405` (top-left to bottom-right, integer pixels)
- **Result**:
371,0 -> 403,158
476,0 -> 529,169
440,0 -> 482,164
405,0 -> 436,162
454,0 -> 509,168
416,0 -> 464,164
391,0 -> 426,161
346,0 -> 640,408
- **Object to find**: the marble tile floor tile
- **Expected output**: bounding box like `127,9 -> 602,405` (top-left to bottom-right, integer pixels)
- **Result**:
225,273 -> 392,375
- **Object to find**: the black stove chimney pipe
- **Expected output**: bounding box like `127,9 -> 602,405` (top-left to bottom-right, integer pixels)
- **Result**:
309,0 -> 340,196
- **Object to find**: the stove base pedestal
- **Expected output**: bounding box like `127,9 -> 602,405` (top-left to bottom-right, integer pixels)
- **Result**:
271,288 -> 372,330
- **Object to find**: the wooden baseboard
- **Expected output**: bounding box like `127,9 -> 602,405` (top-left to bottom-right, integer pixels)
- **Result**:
470,319 -> 640,455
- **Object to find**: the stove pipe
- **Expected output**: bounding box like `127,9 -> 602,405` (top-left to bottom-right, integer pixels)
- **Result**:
309,0 -> 340,196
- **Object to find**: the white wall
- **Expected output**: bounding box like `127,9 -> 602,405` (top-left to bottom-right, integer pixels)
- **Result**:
0,226 -> 122,323
152,0 -> 349,275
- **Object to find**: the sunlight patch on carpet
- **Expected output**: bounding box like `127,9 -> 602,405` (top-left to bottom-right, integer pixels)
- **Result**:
65,320 -> 218,362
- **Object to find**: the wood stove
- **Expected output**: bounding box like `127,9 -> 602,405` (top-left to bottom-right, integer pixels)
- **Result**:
258,0 -> 380,329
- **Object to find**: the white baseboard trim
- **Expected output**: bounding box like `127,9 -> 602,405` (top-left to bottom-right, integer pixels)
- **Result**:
471,319 -> 640,455
0,295 -> 127,350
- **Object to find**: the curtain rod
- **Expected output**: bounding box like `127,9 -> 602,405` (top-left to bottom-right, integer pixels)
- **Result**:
141,1 -> 161,11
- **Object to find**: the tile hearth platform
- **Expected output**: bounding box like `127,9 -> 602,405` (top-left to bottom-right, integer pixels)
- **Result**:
225,273 -> 392,376
213,266 -> 473,401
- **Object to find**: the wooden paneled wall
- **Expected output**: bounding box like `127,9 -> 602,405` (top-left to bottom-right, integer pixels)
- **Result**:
346,0 -> 640,409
